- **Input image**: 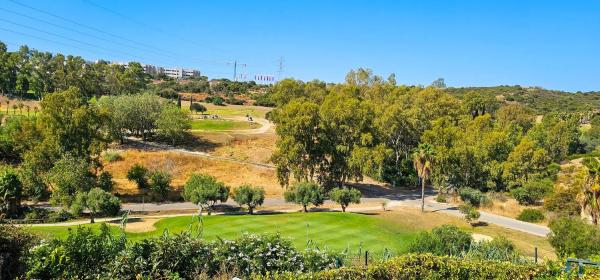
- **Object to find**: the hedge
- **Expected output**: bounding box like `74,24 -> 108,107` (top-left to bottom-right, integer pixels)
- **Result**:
256,254 -> 557,280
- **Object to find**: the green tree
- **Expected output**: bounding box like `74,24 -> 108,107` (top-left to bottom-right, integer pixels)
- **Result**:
190,103 -> 207,114
413,143 -> 435,212
126,164 -> 149,202
149,170 -> 172,202
157,104 -> 191,145
548,217 -> 600,258
96,171 -> 115,192
462,91 -> 499,119
232,184 -> 265,214
46,154 -> 96,207
0,166 -> 22,217
502,137 -> 550,188
458,202 -> 481,226
284,182 -> 325,212
328,187 -> 361,212
70,188 -> 121,223
182,174 -> 229,215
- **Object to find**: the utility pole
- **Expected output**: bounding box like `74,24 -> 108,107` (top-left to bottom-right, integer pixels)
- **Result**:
233,60 -> 237,81
277,57 -> 284,80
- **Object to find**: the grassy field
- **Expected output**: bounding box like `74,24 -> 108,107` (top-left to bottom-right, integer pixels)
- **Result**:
25,209 -> 555,260
190,119 -> 261,131
188,103 -> 272,118
28,212 -> 417,255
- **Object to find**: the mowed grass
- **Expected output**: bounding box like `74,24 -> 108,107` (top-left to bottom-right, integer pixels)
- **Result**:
27,212 -> 417,255
190,119 -> 261,131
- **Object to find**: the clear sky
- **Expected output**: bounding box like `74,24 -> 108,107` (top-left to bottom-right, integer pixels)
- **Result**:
0,0 -> 599,91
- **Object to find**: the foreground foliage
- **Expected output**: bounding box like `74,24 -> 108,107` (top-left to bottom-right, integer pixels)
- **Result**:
257,254 -> 556,280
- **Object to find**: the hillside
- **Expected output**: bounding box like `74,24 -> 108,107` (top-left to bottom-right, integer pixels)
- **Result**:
445,85 -> 600,114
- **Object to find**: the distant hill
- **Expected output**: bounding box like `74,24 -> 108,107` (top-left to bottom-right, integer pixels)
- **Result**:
444,86 -> 600,114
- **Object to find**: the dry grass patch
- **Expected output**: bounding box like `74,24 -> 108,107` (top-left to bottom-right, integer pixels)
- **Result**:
103,150 -> 284,197
210,133 -> 276,164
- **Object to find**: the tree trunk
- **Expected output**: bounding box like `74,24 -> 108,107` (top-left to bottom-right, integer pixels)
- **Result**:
421,177 -> 426,213
303,204 -> 308,212
342,205 -> 346,212
90,213 -> 95,224
249,207 -> 254,215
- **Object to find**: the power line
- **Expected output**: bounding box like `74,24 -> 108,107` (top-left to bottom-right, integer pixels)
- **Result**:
0,18 -> 150,62
82,0 -> 229,55
5,0 -> 232,66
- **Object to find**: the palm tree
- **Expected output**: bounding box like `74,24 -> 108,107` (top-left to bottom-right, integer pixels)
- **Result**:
579,157 -> 600,225
413,143 -> 435,213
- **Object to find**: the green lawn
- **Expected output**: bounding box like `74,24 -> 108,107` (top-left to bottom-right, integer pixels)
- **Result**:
190,119 -> 260,130
27,212 -> 418,255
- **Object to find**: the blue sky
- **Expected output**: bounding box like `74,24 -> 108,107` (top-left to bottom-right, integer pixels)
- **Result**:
0,0 -> 599,91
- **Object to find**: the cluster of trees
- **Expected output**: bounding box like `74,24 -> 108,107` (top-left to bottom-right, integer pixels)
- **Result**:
270,69 -> 583,197
0,88 -> 190,220
97,93 -> 191,144
0,42 -> 148,99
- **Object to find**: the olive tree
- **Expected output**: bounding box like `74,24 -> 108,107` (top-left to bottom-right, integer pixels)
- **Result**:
70,188 -> 121,223
284,182 -> 324,212
329,187 -> 361,212
182,174 -> 229,215
233,184 -> 265,214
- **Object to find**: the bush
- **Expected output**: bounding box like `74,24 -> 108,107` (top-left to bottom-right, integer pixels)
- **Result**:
0,225 -> 38,280
24,207 -> 50,222
548,217 -> 600,258
407,225 -> 473,256
284,182 -> 325,212
259,254 -> 555,280
103,151 -> 123,162
517,208 -> 545,222
48,209 -> 74,223
511,179 -> 553,205
464,237 -> 525,263
544,188 -> 581,217
190,102 -> 207,114
459,187 -> 489,207
436,193 -> 447,203
459,202 -> 481,225
108,232 -> 338,279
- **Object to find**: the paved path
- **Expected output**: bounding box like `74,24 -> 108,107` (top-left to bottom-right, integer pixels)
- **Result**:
23,193 -> 551,237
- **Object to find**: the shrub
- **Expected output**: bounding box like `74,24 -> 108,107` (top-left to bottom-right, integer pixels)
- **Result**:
47,209 -> 74,223
517,208 -> 545,222
26,225 -> 126,279
459,202 -> 481,225
459,187 -> 489,207
407,225 -> 473,256
544,188 -> 581,217
464,237 -> 525,263
511,179 -> 553,205
436,193 -> 447,203
548,217 -> 600,258
0,225 -> 38,280
108,232 -> 337,279
260,254 -> 555,280
24,207 -> 50,222
103,151 -> 123,162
